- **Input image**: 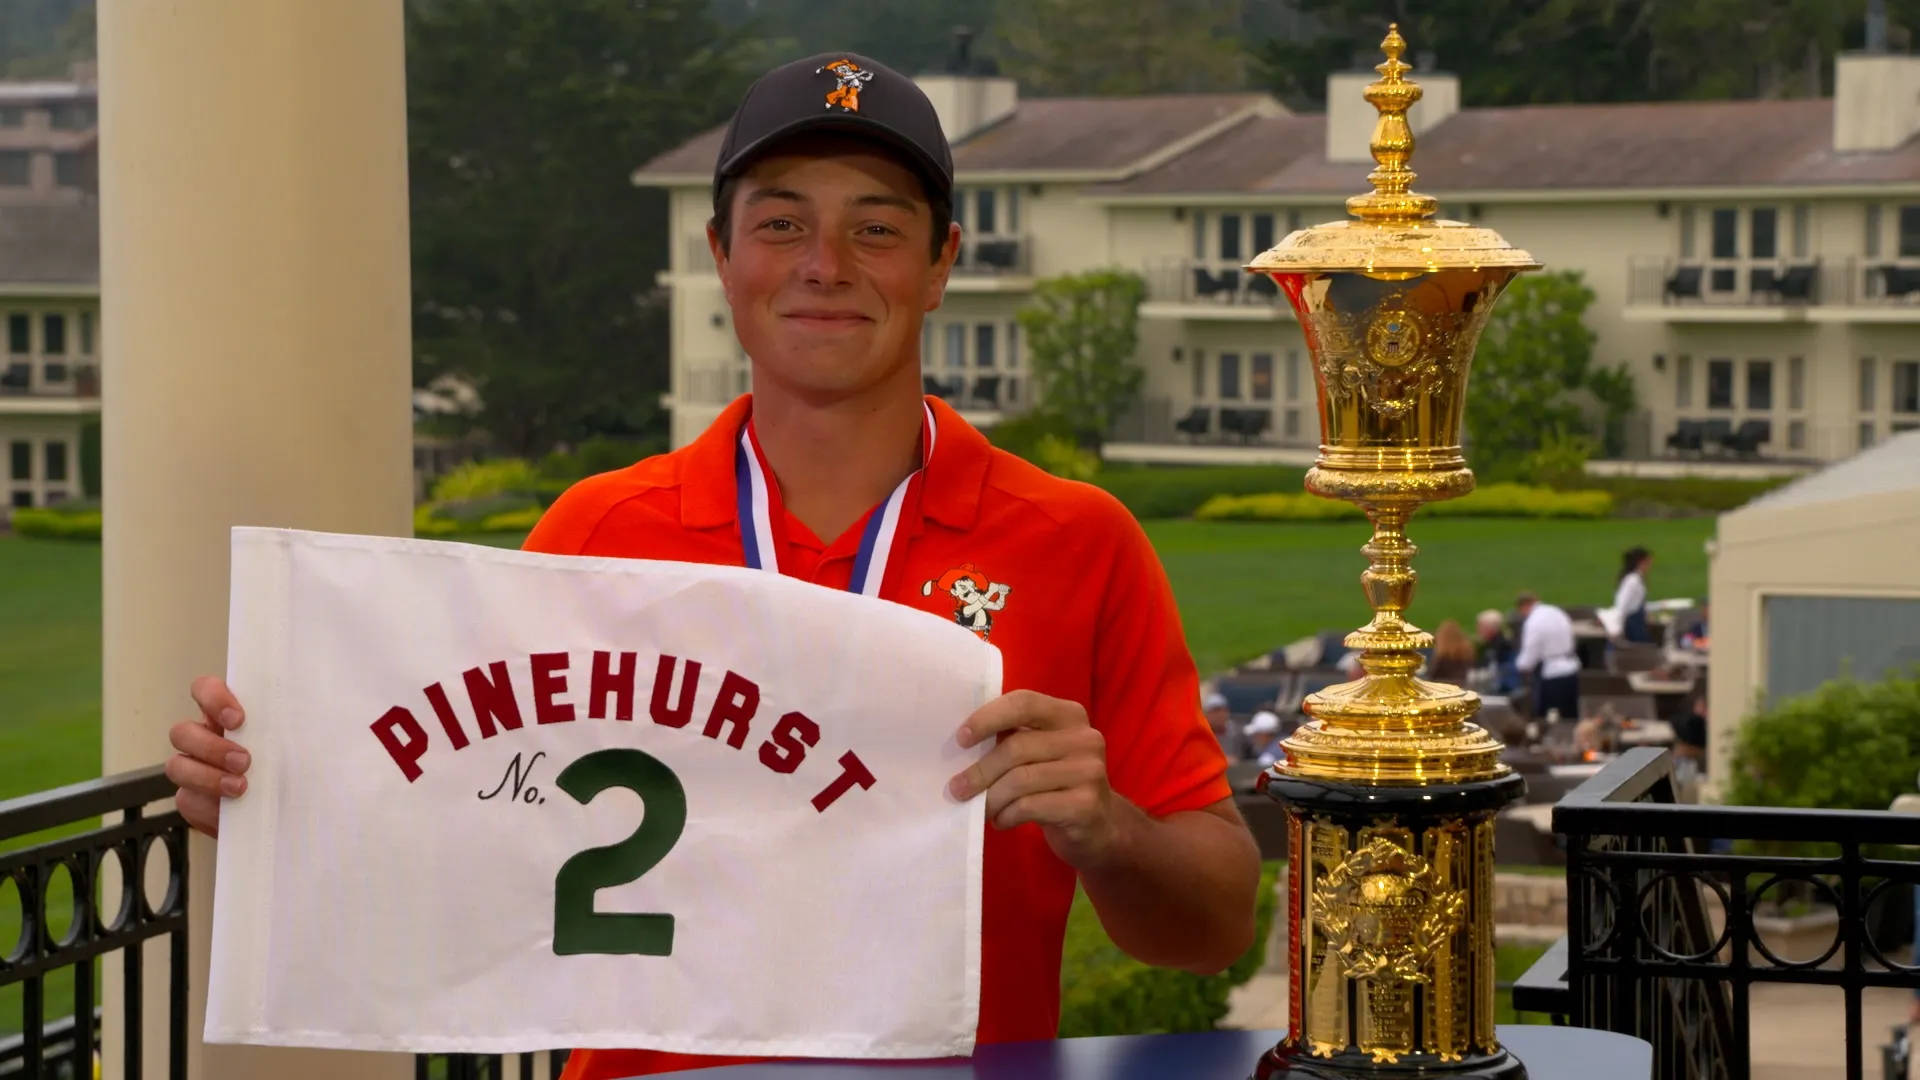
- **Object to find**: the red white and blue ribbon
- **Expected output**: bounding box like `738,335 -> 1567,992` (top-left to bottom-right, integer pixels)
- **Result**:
736,402 -> 936,598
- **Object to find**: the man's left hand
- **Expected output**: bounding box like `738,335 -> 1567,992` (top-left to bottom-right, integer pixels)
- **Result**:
947,689 -> 1136,869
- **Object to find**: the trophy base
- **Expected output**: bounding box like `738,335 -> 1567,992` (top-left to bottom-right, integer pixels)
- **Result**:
1252,1040 -> 1527,1080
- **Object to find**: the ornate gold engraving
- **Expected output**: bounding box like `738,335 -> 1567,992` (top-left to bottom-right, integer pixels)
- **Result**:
1305,822 -> 1352,1054
1310,836 -> 1465,983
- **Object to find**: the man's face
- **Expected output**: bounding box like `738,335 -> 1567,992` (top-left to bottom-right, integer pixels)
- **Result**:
712,141 -> 957,400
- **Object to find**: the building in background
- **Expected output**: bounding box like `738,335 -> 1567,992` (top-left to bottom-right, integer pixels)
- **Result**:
0,67 -> 99,510
635,47 -> 1920,463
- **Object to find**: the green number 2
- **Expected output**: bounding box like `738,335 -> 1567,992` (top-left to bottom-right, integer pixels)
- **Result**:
552,748 -> 688,956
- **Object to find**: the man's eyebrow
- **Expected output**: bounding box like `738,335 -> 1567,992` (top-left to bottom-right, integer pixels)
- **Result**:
850,192 -> 918,213
742,187 -> 807,207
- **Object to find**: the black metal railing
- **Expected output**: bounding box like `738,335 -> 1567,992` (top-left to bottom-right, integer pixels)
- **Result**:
0,766 -> 188,1079
414,1050 -> 572,1079
1515,747 -> 1920,1080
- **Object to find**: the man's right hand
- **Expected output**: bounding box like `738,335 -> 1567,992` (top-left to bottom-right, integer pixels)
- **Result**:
165,675 -> 251,838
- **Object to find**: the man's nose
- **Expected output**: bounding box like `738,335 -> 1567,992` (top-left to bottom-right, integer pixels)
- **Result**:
799,232 -> 853,287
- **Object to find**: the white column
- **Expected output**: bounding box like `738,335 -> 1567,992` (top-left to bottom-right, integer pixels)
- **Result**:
98,2 -> 414,1077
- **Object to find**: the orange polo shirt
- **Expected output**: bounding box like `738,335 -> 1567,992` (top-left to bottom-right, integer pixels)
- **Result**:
527,395 -> 1229,1079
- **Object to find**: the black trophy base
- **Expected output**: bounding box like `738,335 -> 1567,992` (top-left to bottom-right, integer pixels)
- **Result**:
1253,1039 -> 1528,1080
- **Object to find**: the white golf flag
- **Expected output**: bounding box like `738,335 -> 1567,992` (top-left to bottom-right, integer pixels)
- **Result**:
205,527 -> 1000,1059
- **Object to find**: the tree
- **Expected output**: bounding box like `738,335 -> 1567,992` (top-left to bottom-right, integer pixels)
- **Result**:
707,0 -> 996,78
1464,270 -> 1619,479
0,0 -> 92,78
1015,270 -> 1147,453
405,0 -> 749,457
991,0 -> 1249,95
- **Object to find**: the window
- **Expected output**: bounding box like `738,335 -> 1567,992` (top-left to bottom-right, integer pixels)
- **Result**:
1285,349 -> 1302,401
53,152 -> 85,189
1860,356 -> 1877,412
49,102 -> 93,131
78,311 -> 92,355
1252,213 -> 1275,256
42,314 -> 64,355
944,323 -> 965,370
1860,420 -> 1877,449
1678,206 -> 1696,259
1746,359 -> 1773,410
10,491 -> 30,509
1711,208 -> 1738,258
1789,419 -> 1806,450
974,323 -> 996,369
1191,350 -> 1206,400
1006,322 -> 1018,370
1867,205 -> 1883,258
1005,188 -> 1019,233
1750,208 -> 1777,260
1791,204 -> 1809,258
1286,209 -> 1302,232
1901,205 -> 1920,258
1785,356 -> 1804,411
1675,355 -> 1693,408
44,441 -> 67,483
1284,408 -> 1300,438
975,190 -> 997,236
7,313 -> 28,354
9,441 -> 29,481
1192,213 -> 1207,260
1218,352 -> 1242,400
1706,359 -> 1734,409
0,151 -> 28,187
952,191 -> 964,228
1219,214 -> 1242,262
1894,361 -> 1920,415
1251,353 -> 1274,400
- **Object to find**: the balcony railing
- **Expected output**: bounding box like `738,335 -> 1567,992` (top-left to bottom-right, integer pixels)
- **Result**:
0,361 -> 98,398
1515,747 -> 1920,1080
1108,394 -> 1309,447
1628,256 -> 1920,309
923,369 -> 1022,412
951,235 -> 1030,277
0,766 -> 188,1080
675,356 -> 750,408
1144,260 -> 1284,309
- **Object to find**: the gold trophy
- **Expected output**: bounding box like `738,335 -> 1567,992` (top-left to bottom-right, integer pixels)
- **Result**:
1246,26 -> 1537,1080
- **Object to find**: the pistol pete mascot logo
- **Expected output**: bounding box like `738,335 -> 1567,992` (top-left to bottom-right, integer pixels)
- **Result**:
817,57 -> 874,112
921,564 -> 1012,640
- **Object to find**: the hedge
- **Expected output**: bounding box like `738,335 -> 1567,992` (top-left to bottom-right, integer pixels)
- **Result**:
11,506 -> 102,540
1058,861 -> 1281,1036
1094,465 -> 1309,520
1193,483 -> 1614,522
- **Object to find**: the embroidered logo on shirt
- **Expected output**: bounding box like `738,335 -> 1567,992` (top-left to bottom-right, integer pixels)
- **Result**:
920,564 -> 1011,640
816,58 -> 874,112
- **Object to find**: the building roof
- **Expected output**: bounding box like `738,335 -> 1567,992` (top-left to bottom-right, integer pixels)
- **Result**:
0,202 -> 99,287
1097,98 -> 1920,198
1725,428 -> 1920,521
0,81 -> 94,104
631,92 -> 1273,182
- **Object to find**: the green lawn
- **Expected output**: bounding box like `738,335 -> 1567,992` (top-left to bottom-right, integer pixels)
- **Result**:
0,515 -> 1677,1034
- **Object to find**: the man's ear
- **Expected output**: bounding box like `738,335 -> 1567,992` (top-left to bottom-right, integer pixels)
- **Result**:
924,221 -> 961,312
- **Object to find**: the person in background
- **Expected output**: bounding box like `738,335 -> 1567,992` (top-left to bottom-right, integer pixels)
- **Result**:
1672,691 -> 1708,773
1203,691 -> 1250,759
1678,602 -> 1711,653
1514,591 -> 1580,721
1475,608 -> 1521,695
1614,546 -> 1653,644
1427,618 -> 1477,684
1244,710 -> 1285,769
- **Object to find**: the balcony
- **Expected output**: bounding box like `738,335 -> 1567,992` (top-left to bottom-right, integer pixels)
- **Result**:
1139,260 -> 1290,322
670,355 -> 750,410
1102,395 -> 1316,466
1624,256 -> 1920,323
946,235 -> 1032,292
0,360 -> 99,413
921,369 -> 1025,424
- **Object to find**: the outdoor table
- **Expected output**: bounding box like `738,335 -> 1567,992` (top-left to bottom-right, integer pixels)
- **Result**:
643,1025 -> 1652,1079
1618,719 -> 1675,746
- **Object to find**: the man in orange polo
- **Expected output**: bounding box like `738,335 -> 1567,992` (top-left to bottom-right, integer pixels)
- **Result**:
165,51 -> 1260,1078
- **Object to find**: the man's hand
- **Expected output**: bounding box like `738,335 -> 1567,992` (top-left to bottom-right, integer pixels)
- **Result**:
164,675 -> 251,838
947,689 -> 1139,870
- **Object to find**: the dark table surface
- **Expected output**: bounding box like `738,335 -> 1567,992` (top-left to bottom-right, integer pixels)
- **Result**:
639,1025 -> 1650,1079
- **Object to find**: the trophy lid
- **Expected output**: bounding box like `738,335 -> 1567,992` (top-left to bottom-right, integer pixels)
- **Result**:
1246,25 -> 1541,276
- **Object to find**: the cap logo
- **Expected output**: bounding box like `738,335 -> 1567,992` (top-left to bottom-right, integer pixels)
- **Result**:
816,58 -> 873,113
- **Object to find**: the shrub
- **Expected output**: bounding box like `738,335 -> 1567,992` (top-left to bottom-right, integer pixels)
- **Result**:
1094,465 -> 1309,520
538,436 -> 662,482
1581,474 -> 1793,515
987,409 -> 1082,461
1032,434 -> 1100,482
1058,861 -> 1281,1036
11,506 -> 102,540
1725,669 -> 1920,813
477,506 -> 546,533
1522,428 -> 1597,489
1193,483 -> 1613,522
429,458 -> 542,502
413,504 -> 459,538
429,493 -> 542,528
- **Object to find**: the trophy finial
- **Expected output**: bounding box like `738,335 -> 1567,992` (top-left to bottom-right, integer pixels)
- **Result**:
1348,23 -> 1438,224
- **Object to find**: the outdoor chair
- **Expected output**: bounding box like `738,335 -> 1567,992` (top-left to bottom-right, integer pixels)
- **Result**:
1173,405 -> 1211,440
1877,264 -> 1920,299
1777,263 -> 1818,301
1747,266 -> 1780,302
972,239 -> 1021,270
1663,265 -> 1703,302
1665,418 -> 1705,454
969,375 -> 1002,410
1245,274 -> 1280,301
1192,268 -> 1239,302
1720,418 -> 1771,456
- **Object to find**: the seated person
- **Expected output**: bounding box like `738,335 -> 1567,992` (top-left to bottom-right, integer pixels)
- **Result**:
1244,710 -> 1285,769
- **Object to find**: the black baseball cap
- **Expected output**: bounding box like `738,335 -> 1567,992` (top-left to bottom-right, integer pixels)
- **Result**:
712,51 -> 955,206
